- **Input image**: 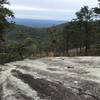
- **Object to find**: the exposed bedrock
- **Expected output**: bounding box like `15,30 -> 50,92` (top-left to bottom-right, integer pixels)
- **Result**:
11,69 -> 99,100
0,57 -> 100,100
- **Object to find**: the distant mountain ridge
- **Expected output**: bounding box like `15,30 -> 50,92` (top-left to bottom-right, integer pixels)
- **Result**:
13,18 -> 66,28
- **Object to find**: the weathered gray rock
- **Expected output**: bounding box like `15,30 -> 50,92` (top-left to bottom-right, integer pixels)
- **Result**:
0,57 -> 100,100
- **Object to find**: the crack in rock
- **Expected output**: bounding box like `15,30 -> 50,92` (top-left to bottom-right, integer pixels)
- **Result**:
70,86 -> 99,100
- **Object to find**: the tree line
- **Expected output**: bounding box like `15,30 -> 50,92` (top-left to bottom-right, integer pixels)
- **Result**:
47,1 -> 100,56
0,0 -> 100,64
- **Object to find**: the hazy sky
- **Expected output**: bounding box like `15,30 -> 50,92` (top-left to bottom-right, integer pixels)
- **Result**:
6,0 -> 98,20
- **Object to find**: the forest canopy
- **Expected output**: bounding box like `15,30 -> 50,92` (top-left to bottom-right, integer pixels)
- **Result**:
0,0 -> 100,64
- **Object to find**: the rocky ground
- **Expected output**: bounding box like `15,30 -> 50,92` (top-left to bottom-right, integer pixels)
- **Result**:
0,57 -> 100,100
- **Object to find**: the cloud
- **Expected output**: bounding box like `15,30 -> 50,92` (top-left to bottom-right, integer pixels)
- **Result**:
6,0 -> 98,20
5,5 -> 75,13
8,0 -> 98,10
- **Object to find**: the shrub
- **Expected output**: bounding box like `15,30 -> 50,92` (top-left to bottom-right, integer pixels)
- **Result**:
0,53 -> 21,64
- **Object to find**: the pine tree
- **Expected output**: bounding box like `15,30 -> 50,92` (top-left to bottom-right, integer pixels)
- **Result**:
75,6 -> 94,55
0,0 -> 14,41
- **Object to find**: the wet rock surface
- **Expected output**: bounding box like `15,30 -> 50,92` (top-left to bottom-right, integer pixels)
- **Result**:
0,57 -> 100,100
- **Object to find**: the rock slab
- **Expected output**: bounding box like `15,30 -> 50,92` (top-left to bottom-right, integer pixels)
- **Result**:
0,57 -> 100,100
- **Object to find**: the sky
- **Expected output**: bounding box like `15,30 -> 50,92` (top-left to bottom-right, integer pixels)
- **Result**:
6,0 -> 99,21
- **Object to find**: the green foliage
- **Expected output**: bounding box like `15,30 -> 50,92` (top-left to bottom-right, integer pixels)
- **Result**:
75,6 -> 94,55
1,0 -> 100,64
94,0 -> 100,15
76,6 -> 94,22
94,7 -> 100,14
7,37 -> 38,59
0,0 -> 14,41
0,53 -> 20,64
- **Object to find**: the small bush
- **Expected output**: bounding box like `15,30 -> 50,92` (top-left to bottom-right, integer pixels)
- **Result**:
0,53 -> 21,64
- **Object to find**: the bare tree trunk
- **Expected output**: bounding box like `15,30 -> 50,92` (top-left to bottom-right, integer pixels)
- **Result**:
84,22 -> 90,56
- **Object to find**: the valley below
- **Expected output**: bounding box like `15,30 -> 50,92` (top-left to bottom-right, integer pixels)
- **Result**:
0,57 -> 100,100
